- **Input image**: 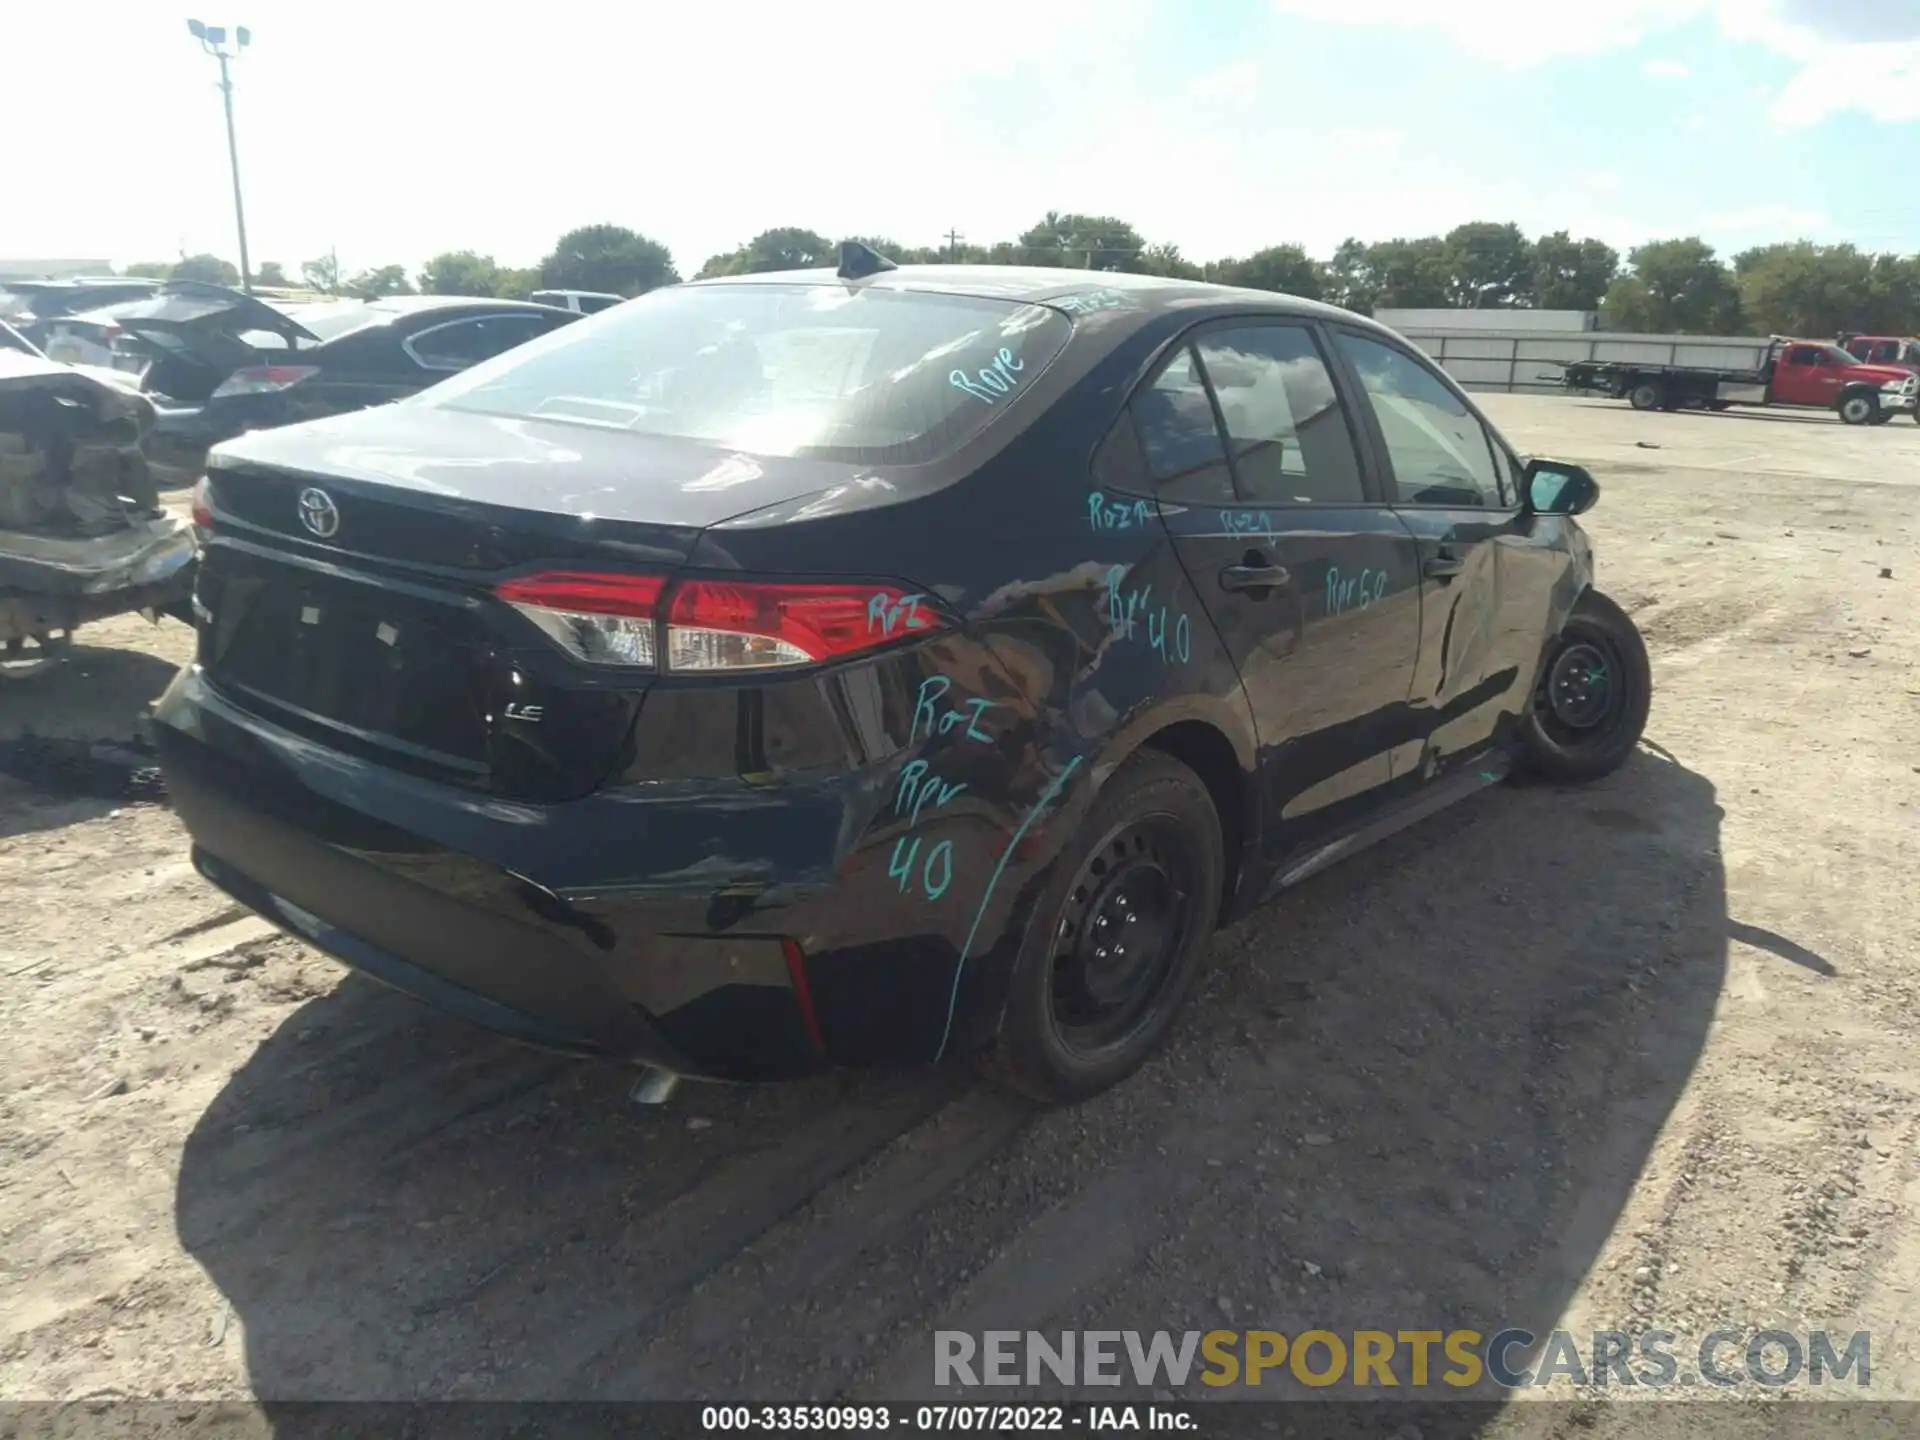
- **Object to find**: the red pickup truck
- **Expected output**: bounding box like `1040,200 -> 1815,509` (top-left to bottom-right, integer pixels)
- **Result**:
1840,333 -> 1920,374
1559,337 -> 1920,424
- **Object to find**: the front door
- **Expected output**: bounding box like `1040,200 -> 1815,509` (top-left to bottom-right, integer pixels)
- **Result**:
1130,322 -> 1423,863
1328,327 -> 1570,782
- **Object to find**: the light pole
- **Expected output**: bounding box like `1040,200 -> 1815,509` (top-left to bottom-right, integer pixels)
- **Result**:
186,19 -> 253,293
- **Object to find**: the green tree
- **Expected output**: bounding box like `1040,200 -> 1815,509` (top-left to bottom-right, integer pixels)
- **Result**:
1442,221 -> 1534,307
253,261 -> 290,287
122,261 -> 174,279
539,224 -> 677,296
301,255 -> 341,294
170,253 -> 240,286
420,250 -> 505,296
493,266 -> 539,301
345,264 -> 414,298
696,227 -> 834,279
1016,213 -> 1148,270
1601,238 -> 1743,333
1734,241 -> 1875,338
1864,253 -> 1920,335
1208,244 -> 1324,299
1531,231 -> 1619,311
1366,237 -> 1451,308
1324,238 -> 1378,313
1140,243 -> 1204,280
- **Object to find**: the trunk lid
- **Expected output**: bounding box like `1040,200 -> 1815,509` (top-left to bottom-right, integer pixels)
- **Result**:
197,406 -> 862,801
103,282 -> 317,404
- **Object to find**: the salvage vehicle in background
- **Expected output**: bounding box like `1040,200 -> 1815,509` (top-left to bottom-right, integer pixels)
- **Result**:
0,322 -> 195,678
529,289 -> 625,315
1839,333 -> 1920,374
114,286 -> 581,486
0,277 -> 162,355
1556,335 -> 1919,424
156,249 -> 1651,1103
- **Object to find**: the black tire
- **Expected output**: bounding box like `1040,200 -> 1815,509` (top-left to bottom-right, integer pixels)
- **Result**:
982,749 -> 1224,1105
1709,401 -> 1732,412
1839,392 -> 1879,426
1628,381 -> 1663,412
1519,590 -> 1652,783
1871,410 -> 1894,425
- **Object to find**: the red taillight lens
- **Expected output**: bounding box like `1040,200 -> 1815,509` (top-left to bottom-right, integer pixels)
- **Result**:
492,572 -> 943,673
189,476 -> 213,531
496,571 -> 665,668
209,364 -> 319,400
666,580 -> 941,671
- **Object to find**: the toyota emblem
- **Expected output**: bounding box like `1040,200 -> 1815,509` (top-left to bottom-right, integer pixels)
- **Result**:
296,487 -> 340,539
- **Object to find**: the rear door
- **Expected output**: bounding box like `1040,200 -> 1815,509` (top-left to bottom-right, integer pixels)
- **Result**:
1132,321 -> 1423,861
1329,327 -> 1565,780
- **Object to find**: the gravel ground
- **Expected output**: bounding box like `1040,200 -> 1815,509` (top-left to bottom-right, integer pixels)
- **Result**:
2,395 -> 1918,1435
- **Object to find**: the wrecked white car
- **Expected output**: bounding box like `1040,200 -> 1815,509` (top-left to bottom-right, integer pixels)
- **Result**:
0,322 -> 195,677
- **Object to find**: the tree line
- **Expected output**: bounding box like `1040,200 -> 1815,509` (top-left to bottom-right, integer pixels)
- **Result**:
126,215 -> 1920,340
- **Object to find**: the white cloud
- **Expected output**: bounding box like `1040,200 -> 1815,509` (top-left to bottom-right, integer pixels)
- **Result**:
1273,0 -> 1920,126
1185,60 -> 1261,107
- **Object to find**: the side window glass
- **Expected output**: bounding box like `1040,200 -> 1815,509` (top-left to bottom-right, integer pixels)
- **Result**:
1872,341 -> 1900,364
1194,326 -> 1365,505
1785,345 -> 1818,366
1130,346 -> 1234,504
1334,332 -> 1504,508
410,316 -> 544,371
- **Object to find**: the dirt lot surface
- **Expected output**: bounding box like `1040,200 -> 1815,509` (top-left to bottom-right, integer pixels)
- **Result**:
3,396 -> 1919,1431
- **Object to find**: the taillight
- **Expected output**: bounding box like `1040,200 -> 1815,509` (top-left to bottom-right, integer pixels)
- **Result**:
209,364 -> 319,400
495,571 -> 665,668
492,572 -> 944,672
190,476 -> 213,531
667,580 -> 938,671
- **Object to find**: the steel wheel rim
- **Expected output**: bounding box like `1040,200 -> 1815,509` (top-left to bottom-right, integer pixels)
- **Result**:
1535,632 -> 1628,746
1046,812 -> 1197,1060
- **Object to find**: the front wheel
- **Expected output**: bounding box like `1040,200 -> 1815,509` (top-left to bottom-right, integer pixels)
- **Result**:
1518,591 -> 1652,783
1839,392 -> 1880,426
982,749 -> 1224,1105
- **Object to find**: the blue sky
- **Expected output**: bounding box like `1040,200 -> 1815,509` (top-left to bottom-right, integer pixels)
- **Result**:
7,0 -> 1919,277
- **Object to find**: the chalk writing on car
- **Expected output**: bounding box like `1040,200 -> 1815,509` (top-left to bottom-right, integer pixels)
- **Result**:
910,675 -> 1003,745
950,347 -> 1026,405
1087,491 -> 1154,531
1104,565 -> 1193,665
1325,566 -> 1390,617
868,591 -> 934,637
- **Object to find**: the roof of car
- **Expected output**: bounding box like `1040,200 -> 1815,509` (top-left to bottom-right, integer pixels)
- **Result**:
685,263 -> 1359,325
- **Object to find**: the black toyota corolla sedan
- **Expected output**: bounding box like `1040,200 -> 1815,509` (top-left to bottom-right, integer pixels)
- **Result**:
153,246 -> 1650,1103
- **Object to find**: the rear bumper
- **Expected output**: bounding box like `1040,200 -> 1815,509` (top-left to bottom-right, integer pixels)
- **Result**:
0,517 -> 197,643
151,666 -> 969,1080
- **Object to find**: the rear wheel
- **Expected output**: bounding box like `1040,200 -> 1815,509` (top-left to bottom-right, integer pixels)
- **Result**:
1628,381 -> 1664,412
1839,392 -> 1879,426
1518,591 -> 1651,783
982,750 -> 1223,1104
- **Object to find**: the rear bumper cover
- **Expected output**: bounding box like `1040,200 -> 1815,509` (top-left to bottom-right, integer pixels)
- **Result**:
151,666 -> 861,1080
0,515 -> 197,642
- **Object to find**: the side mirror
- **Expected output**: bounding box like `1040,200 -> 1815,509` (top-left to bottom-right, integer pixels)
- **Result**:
1524,457 -> 1599,516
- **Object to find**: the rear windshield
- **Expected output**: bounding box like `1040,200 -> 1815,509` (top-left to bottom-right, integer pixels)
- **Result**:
426,282 -> 1071,463
284,299 -> 386,343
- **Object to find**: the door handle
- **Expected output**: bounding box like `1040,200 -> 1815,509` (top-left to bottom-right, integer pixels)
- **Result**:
1221,563 -> 1291,592
1423,551 -> 1465,580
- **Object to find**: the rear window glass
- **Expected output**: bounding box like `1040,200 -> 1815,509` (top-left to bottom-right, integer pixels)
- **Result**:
426,282 -> 1071,463
288,300 -> 386,342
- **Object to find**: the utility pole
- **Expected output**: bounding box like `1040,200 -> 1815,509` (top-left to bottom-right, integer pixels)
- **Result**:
187,20 -> 253,292
944,228 -> 965,261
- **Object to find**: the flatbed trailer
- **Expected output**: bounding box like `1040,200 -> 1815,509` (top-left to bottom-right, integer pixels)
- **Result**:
1550,335 -> 1919,425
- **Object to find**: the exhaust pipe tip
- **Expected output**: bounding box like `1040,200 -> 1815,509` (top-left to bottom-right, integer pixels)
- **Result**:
629,1067 -> 680,1106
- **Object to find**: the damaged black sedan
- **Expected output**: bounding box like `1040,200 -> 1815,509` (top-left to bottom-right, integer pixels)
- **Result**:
0,322 -> 195,675
154,252 -> 1651,1103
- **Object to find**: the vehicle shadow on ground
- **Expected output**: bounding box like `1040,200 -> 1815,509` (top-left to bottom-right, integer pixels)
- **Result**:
0,639 -> 178,744
1570,401 -> 1855,429
175,745 -> 1731,1433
